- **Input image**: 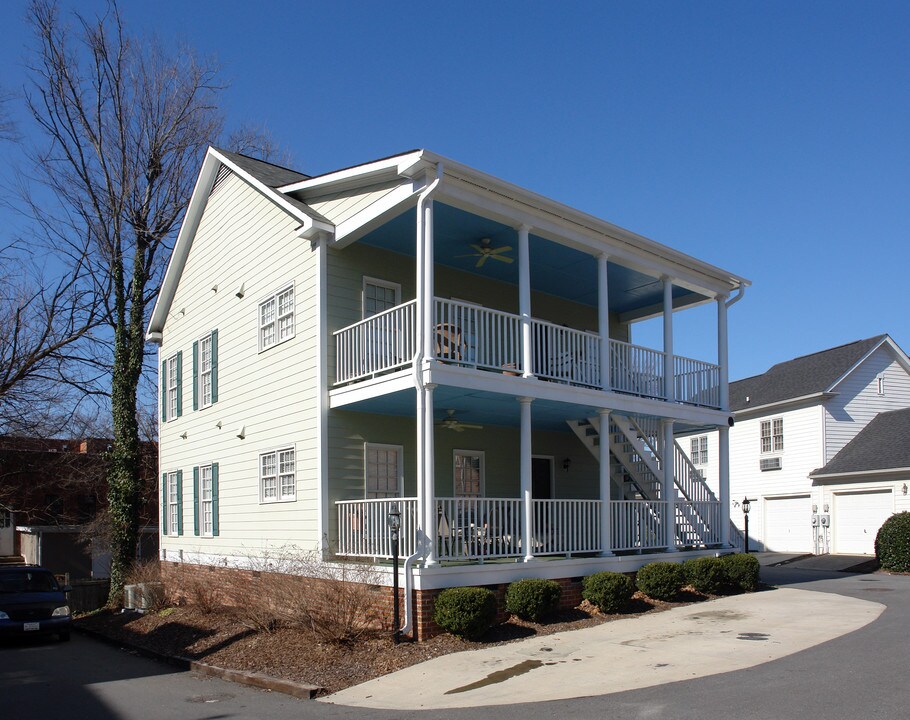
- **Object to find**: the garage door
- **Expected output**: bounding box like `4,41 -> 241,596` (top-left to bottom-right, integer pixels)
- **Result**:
833,489 -> 893,555
764,495 -> 813,552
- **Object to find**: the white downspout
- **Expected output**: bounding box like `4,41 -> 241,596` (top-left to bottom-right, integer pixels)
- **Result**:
402,161 -> 443,640
725,283 -> 746,309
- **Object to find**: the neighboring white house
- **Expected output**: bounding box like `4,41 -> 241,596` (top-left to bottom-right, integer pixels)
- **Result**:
682,335 -> 910,555
147,147 -> 750,637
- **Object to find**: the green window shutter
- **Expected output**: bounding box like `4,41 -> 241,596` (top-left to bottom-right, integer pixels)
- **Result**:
176,352 -> 183,417
212,462 -> 220,537
211,329 -> 219,404
176,470 -> 184,536
192,341 -> 199,411
160,472 -> 168,535
160,361 -> 167,422
193,467 -> 200,536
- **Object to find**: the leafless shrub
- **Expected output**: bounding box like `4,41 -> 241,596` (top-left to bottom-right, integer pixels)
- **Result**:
168,563 -> 222,615
124,559 -> 166,611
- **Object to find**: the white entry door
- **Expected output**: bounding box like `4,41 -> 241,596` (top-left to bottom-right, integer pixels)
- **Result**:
763,495 -> 812,552
0,510 -> 13,556
833,489 -> 893,555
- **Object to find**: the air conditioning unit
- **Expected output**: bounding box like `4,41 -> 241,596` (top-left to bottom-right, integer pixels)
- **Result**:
760,457 -> 782,471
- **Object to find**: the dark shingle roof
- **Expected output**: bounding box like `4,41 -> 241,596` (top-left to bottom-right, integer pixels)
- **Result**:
730,335 -> 888,412
811,407 -> 910,476
215,148 -> 309,187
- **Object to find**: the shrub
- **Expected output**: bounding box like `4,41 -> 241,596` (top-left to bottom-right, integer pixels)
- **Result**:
124,560 -> 167,611
434,587 -> 498,639
875,512 -> 910,572
635,562 -> 686,600
683,557 -> 726,595
505,579 -> 561,621
582,571 -> 634,613
721,553 -> 761,592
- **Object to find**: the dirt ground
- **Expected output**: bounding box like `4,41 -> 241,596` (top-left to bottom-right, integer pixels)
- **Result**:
75,591 -> 708,695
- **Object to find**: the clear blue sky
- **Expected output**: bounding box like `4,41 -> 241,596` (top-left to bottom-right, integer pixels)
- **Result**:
1,0 -> 908,382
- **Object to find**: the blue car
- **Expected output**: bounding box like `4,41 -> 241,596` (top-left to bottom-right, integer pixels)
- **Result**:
0,566 -> 72,642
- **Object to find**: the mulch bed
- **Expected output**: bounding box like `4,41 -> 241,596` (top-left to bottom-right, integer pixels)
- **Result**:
76,590 -> 708,695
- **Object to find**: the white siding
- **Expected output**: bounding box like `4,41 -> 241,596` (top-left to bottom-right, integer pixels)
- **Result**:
158,171 -> 320,562
308,181 -> 402,226
824,346 -> 910,461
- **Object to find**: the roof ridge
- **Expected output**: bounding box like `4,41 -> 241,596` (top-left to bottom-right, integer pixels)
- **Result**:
212,146 -> 309,179
761,334 -> 886,372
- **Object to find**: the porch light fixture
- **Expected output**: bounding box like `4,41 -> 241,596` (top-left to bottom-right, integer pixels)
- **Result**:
563,458 -> 571,472
903,484 -> 908,496
741,497 -> 756,553
387,506 -> 402,644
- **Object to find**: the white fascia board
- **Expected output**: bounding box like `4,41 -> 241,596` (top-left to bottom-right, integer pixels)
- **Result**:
278,151 -> 425,194
732,392 -> 834,418
332,182 -> 421,249
810,467 -> 910,481
146,147 -> 334,341
827,336 -> 910,392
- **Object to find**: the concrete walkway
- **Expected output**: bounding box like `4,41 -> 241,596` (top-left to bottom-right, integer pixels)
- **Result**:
323,588 -> 883,710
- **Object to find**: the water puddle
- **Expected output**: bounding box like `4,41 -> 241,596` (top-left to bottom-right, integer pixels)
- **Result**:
737,632 -> 769,641
689,610 -> 747,621
445,660 -> 544,694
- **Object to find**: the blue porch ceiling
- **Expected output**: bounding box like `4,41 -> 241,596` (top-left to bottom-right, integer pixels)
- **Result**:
358,203 -> 704,314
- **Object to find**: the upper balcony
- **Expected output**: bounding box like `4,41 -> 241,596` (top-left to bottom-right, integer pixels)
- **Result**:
334,296 -> 721,409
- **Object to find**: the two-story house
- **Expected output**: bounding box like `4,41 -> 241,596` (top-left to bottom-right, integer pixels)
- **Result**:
147,147 -> 749,637
681,335 -> 910,556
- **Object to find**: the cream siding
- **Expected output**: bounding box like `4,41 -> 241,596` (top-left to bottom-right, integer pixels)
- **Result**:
306,181 -> 402,226
824,346 -> 910,461
158,171 -> 320,562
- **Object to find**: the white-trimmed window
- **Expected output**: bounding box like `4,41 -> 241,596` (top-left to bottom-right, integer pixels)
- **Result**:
877,375 -> 885,396
690,436 -> 708,465
161,352 -> 182,422
193,331 -> 218,410
259,285 -> 295,351
363,277 -> 400,318
192,463 -> 219,537
454,450 -> 484,497
761,418 -> 784,454
260,447 -> 296,502
162,470 -> 182,537
364,443 -> 402,498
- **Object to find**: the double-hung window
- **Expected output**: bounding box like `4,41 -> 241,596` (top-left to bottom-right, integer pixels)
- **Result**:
259,285 -> 295,351
364,443 -> 402,498
760,418 -> 784,453
260,448 -> 296,503
161,470 -> 183,536
690,436 -> 708,465
193,330 -> 218,410
454,450 -> 483,498
161,352 -> 182,422
193,463 -> 219,536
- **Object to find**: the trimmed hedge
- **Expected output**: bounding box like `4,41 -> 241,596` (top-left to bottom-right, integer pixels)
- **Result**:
433,587 -> 498,639
582,571 -> 634,613
875,512 -> 910,572
683,556 -> 727,595
635,562 -> 686,600
505,578 -> 562,622
721,553 -> 761,592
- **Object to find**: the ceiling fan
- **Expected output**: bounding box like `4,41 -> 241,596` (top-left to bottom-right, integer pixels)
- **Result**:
437,409 -> 483,432
456,238 -> 514,268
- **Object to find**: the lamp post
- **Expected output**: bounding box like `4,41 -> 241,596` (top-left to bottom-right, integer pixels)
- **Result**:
742,497 -> 755,553
387,506 -> 401,644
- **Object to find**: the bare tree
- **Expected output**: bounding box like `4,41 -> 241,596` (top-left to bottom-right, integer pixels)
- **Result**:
22,0 -> 223,602
0,89 -> 19,142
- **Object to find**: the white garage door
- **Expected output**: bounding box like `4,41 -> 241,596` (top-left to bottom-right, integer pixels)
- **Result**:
833,489 -> 893,555
764,495 -> 813,552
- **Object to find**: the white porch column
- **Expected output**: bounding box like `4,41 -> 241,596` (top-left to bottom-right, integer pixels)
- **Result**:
717,294 -> 729,412
662,276 -> 674,402
719,424 -> 731,547
518,225 -> 533,378
661,418 -> 678,552
519,397 -> 534,561
597,254 -> 611,391
598,409 -> 613,556
423,383 -> 437,566
422,199 -> 436,360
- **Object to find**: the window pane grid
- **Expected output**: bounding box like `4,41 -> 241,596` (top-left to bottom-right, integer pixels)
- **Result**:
260,288 -> 294,350
261,448 -> 295,502
200,336 -> 213,407
167,472 -> 179,536
166,356 -> 178,420
365,445 -> 400,499
201,466 -> 213,535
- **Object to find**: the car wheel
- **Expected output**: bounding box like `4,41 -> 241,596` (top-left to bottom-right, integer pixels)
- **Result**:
58,631 -> 71,642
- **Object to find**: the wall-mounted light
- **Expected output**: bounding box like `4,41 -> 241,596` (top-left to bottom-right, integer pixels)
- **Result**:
563,457 -> 571,472
211,284 -> 218,293
215,420 -> 223,429
179,431 -> 188,440
236,282 -> 245,299
903,483 -> 908,496
236,425 -> 246,440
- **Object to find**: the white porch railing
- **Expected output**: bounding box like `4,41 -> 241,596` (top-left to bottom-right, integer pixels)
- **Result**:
673,442 -> 716,504
532,499 -> 601,555
336,497 -> 418,558
675,500 -> 722,547
334,300 -> 417,384
611,499 -> 669,551
609,339 -> 666,399
674,355 -> 721,408
436,497 -> 523,561
434,299 -> 522,371
530,320 -> 600,387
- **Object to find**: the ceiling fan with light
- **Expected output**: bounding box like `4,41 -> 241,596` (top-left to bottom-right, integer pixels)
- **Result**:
456,238 -> 514,268
437,409 -> 483,432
